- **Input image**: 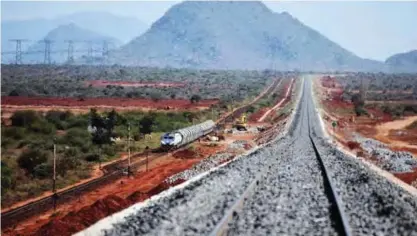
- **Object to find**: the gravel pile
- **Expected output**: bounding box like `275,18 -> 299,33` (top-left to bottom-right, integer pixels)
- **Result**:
228,140 -> 248,150
165,152 -> 234,184
355,135 -> 417,172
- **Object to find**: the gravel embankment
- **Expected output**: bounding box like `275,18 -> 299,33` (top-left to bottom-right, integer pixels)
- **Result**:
354,135 -> 417,172
165,152 -> 234,184
80,77 -> 417,236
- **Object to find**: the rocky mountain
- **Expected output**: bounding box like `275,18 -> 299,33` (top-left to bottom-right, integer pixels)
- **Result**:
24,23 -> 120,64
110,1 -> 385,72
385,50 -> 417,73
1,12 -> 147,54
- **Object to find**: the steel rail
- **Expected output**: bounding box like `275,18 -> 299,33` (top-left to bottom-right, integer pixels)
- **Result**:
306,84 -> 352,236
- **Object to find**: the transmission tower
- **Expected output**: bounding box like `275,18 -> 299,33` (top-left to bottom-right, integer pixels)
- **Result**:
43,39 -> 52,64
9,39 -> 28,64
65,40 -> 74,63
102,40 -> 109,57
86,40 -> 93,64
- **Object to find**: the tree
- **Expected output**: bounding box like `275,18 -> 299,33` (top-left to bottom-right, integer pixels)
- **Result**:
11,110 -> 40,127
150,92 -> 162,102
33,163 -> 52,179
88,109 -> 118,145
351,93 -> 366,116
139,114 -> 155,135
9,89 -> 19,96
190,94 -> 202,104
18,149 -> 49,175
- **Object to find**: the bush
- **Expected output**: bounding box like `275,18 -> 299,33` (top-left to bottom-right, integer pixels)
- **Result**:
1,161 -> 13,193
247,106 -> 256,113
354,106 -> 367,116
139,114 -> 155,135
2,126 -> 26,140
9,89 -> 19,96
190,94 -> 202,104
45,110 -> 72,129
11,110 -> 41,127
28,120 -> 56,134
63,128 -> 90,146
102,145 -> 117,157
33,163 -> 52,179
18,149 -> 49,175
84,153 -> 100,162
58,153 -> 80,176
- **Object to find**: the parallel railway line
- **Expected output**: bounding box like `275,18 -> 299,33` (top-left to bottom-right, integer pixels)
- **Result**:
1,77 -> 284,230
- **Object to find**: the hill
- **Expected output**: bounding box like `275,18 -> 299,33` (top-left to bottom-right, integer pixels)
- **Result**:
385,50 -> 417,73
110,1 -> 385,72
24,23 -> 120,64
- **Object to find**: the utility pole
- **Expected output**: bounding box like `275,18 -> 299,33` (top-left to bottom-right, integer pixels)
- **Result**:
43,39 -> 52,64
127,122 -> 131,177
53,142 -> 56,193
52,138 -> 58,211
65,40 -> 74,64
145,146 -> 149,172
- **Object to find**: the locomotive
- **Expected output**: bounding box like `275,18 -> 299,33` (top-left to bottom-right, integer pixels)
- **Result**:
160,120 -> 215,149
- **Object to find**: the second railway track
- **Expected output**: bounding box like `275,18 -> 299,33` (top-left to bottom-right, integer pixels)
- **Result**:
1,77 -> 282,230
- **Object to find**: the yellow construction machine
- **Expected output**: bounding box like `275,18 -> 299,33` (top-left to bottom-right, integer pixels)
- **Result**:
233,113 -> 248,131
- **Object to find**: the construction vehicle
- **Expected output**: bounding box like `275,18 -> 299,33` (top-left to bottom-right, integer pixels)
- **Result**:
233,113 -> 248,131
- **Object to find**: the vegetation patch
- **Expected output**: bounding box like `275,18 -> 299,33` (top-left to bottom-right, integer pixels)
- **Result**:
0,108 -> 212,207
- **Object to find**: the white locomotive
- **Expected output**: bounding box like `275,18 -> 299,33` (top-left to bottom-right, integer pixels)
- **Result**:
161,120 -> 215,148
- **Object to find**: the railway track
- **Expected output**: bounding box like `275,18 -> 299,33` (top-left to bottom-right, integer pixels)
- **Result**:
0,148 -> 171,229
94,77 -> 417,236
215,77 -> 282,125
211,81 -> 351,236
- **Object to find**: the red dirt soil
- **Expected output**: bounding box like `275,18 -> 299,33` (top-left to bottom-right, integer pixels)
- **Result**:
249,107 -> 270,122
86,80 -> 186,88
3,141 -> 231,236
394,168 -> 417,184
3,157 -> 202,236
1,96 -> 219,112
172,149 -> 199,159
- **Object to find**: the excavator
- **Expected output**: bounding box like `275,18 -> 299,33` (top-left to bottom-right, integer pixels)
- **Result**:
233,113 -> 248,131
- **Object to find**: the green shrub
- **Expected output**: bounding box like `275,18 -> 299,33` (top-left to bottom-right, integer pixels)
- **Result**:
1,161 -> 13,193
247,106 -> 256,113
11,110 -> 41,127
85,153 -> 100,162
354,106 -> 368,116
58,154 -> 80,176
18,149 -> 49,175
33,163 -> 52,179
2,126 -> 26,140
102,145 -> 117,157
28,120 -> 56,134
45,110 -> 73,129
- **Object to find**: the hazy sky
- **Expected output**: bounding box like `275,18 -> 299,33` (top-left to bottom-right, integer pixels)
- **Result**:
1,1 -> 416,61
